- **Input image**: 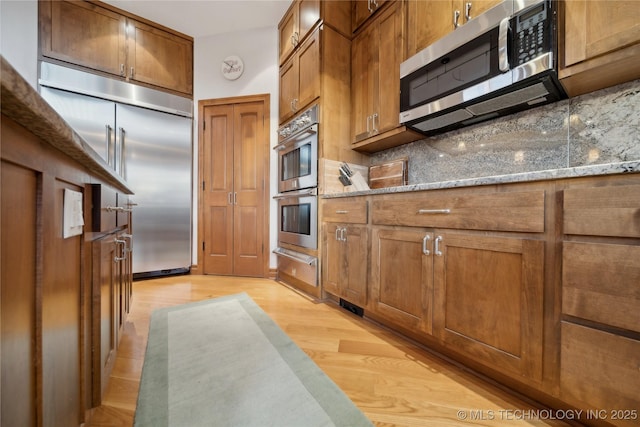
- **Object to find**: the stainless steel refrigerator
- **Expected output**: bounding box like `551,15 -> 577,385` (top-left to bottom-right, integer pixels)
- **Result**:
40,62 -> 192,277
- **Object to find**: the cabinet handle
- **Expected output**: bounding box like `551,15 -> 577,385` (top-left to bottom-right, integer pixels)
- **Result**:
114,238 -> 127,262
465,2 -> 472,21
422,234 -> 431,256
417,209 -> 451,214
122,233 -> 133,253
228,192 -> 233,205
340,227 -> 347,242
234,192 -> 238,205
453,10 -> 460,28
366,115 -> 371,134
105,206 -> 133,213
129,66 -> 134,78
367,0 -> 373,13
335,227 -> 341,241
120,63 -> 125,77
335,210 -> 348,214
434,236 -> 443,257
291,34 -> 296,46
372,112 -> 379,133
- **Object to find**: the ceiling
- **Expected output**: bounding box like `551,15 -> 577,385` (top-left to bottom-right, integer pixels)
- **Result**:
102,0 -> 293,38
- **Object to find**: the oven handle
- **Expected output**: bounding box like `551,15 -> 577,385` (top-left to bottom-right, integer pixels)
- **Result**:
274,124 -> 318,151
273,188 -> 317,199
273,248 -> 317,266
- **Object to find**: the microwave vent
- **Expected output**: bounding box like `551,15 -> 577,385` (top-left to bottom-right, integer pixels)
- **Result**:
414,109 -> 473,132
466,82 -> 549,116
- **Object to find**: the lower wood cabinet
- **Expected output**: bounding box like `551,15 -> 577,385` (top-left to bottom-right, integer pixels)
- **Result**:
433,232 -> 544,381
322,223 -> 369,306
321,199 -> 369,306
370,227 -> 433,334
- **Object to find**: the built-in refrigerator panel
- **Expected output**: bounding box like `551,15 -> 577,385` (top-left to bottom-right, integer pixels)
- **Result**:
40,86 -> 116,166
39,61 -> 193,277
116,105 -> 192,274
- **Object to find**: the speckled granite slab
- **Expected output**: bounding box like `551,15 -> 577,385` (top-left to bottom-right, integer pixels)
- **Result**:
368,78 -> 640,190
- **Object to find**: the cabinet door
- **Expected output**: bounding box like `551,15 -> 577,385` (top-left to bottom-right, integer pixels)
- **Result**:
279,3 -> 298,65
92,235 -> 119,405
323,224 -> 369,306
126,19 -> 193,94
564,1 -> 640,68
433,232 -> 544,381
371,228 -> 433,333
297,28 -> 321,113
406,0 -> 500,58
351,23 -> 377,142
298,0 -> 321,42
279,54 -> 298,123
323,223 -> 344,297
376,3 -> 403,135
42,0 -> 126,76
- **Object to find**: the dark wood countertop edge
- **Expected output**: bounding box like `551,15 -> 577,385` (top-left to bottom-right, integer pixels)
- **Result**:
1,56 -> 133,194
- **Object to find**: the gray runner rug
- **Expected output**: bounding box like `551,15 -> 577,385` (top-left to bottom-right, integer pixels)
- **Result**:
134,292 -> 373,427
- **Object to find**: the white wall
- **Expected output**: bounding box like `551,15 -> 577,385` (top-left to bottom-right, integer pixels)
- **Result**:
193,26 -> 280,270
0,0 -> 38,87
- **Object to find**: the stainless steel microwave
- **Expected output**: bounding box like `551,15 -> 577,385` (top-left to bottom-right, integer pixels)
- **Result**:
400,0 -> 566,136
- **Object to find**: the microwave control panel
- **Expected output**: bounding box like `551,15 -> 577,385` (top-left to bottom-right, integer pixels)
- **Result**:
513,1 -> 552,66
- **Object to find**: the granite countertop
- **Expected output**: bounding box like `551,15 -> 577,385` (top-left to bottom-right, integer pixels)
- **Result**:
323,161 -> 640,198
1,56 -> 132,194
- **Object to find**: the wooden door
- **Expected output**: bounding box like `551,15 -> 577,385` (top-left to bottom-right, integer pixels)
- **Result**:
126,19 -> 193,94
298,0 -> 320,41
41,0 -> 126,76
200,96 -> 269,277
370,228 -> 433,333
433,232 -> 544,381
406,0 -> 454,58
322,223 -> 344,297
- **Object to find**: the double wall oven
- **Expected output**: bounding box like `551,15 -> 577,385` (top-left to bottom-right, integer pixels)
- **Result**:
273,105 -> 319,290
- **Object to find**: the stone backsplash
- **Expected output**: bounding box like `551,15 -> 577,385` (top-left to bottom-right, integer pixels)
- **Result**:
371,79 -> 640,185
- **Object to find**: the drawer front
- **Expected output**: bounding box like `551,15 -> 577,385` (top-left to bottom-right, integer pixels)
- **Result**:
563,241 -> 640,333
561,322 -> 640,423
90,184 -> 117,232
372,190 -> 545,232
322,199 -> 368,224
563,184 -> 640,237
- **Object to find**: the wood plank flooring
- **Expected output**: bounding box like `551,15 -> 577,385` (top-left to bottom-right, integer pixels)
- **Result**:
85,275 -> 567,426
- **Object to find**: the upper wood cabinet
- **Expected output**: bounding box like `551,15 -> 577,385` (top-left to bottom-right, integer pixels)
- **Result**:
126,19 -> 193,95
406,0 -> 501,58
351,1 -> 422,153
279,28 -> 321,123
39,0 -> 193,96
352,0 -> 387,32
278,0 -> 350,66
559,0 -> 640,97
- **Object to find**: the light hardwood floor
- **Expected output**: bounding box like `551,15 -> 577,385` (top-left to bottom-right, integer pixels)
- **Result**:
85,274 -> 567,426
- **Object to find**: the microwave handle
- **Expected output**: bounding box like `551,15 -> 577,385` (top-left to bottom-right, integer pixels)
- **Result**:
498,17 -> 511,72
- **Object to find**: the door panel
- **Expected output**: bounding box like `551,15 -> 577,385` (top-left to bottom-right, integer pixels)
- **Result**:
201,98 -> 267,277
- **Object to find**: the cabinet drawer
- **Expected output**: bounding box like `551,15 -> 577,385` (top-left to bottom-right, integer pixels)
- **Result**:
563,184 -> 640,237
561,322 -> 640,421
563,241 -> 640,333
322,199 -> 368,224
90,184 -> 117,232
372,190 -> 545,232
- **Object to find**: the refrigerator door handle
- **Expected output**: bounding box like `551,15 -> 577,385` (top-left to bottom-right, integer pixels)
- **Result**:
105,125 -> 114,168
119,127 -> 126,179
